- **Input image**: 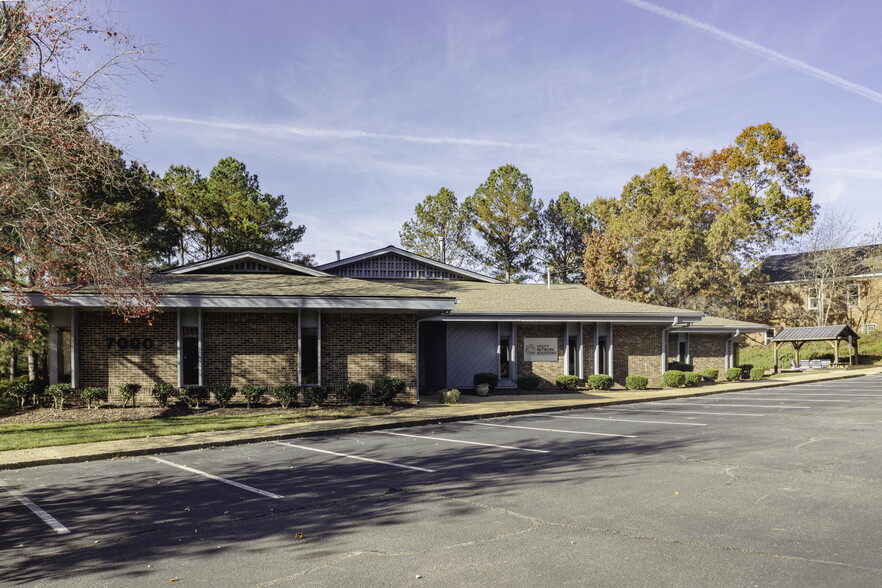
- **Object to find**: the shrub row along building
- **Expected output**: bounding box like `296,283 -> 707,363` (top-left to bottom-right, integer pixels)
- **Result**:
28,246 -> 766,403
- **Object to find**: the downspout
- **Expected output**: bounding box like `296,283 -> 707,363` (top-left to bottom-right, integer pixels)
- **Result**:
725,329 -> 741,370
661,317 -> 679,374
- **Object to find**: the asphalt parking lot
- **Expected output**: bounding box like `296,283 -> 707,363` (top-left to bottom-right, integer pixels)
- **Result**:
2,375 -> 881,587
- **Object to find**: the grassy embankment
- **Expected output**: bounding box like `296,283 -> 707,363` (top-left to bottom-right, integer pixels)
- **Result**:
739,330 -> 882,371
0,406 -> 394,452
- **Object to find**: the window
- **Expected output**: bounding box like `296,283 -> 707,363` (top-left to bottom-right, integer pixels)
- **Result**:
807,287 -> 820,310
567,336 -> 578,377
499,337 -> 511,378
300,310 -> 320,385
865,323 -> 877,334
57,328 -> 72,383
847,283 -> 860,307
181,326 -> 200,386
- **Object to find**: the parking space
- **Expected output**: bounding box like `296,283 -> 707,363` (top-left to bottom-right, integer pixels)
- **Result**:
2,374 -> 881,585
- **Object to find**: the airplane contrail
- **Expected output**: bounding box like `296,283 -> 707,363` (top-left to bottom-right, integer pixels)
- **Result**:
618,0 -> 882,106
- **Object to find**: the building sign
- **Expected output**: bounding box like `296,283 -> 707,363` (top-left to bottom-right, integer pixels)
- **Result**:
523,338 -> 558,362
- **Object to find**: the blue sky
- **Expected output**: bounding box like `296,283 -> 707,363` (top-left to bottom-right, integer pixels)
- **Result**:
107,0 -> 882,264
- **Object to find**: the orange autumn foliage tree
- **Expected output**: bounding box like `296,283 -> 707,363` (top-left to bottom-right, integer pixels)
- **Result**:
583,123 -> 817,320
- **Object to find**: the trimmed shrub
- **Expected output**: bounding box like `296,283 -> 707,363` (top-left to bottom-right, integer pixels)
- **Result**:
663,370 -> 685,388
80,386 -> 107,409
440,388 -> 461,404
750,366 -> 765,381
683,372 -> 703,387
667,361 -> 694,372
625,375 -> 648,390
118,383 -> 141,408
587,374 -> 614,390
152,383 -> 175,407
701,369 -> 719,382
178,385 -> 209,408
212,385 -> 237,408
6,380 -> 33,409
517,373 -> 542,391
725,368 -> 742,382
739,364 -> 754,379
555,375 -> 579,390
473,372 -> 499,389
241,385 -> 267,408
273,384 -> 299,408
302,385 -> 329,407
46,383 -> 75,410
373,377 -> 405,405
341,381 -> 369,405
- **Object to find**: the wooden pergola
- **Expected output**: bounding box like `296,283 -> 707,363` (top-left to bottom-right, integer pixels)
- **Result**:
771,325 -> 860,374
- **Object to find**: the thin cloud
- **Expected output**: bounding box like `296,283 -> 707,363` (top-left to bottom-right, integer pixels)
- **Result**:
618,0 -> 882,106
142,114 -> 548,150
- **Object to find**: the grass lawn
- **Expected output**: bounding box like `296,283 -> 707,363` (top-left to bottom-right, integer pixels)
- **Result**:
0,406 -> 394,452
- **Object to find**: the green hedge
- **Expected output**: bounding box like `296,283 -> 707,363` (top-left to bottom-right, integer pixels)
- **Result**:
555,375 -> 579,390
212,385 -> 237,408
152,383 -> 175,407
302,385 -> 329,406
587,374 -> 613,390
625,375 -> 648,390
118,383 -> 141,408
663,370 -> 685,388
373,377 -> 405,405
178,385 -> 209,408
341,381 -> 369,405
517,374 -> 542,391
273,384 -> 299,408
725,368 -> 742,382
683,372 -> 703,387
701,369 -> 719,382
241,385 -> 267,408
46,383 -> 75,410
749,366 -> 765,381
81,386 -> 107,409
440,389 -> 461,404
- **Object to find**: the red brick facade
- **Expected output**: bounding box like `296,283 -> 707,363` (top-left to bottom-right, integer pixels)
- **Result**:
517,323 -> 566,387
202,311 -> 298,389
689,334 -> 728,374
321,313 -> 418,402
613,324 -> 665,388
78,310 -> 177,402
581,323 -> 595,377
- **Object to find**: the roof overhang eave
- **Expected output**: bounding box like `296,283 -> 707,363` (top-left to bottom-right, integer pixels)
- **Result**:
22,293 -> 457,312
425,312 -> 704,323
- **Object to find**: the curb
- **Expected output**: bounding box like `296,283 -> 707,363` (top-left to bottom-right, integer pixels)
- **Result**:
1,367 -> 879,471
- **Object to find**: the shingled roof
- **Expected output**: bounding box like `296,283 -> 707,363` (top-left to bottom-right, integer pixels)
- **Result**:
762,245 -> 882,283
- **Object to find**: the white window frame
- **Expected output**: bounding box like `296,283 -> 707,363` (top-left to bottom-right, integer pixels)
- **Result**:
865,323 -> 877,333
846,283 -> 860,307
807,286 -> 820,310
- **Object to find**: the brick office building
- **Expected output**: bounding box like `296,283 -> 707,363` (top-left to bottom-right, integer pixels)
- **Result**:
30,247 -> 766,402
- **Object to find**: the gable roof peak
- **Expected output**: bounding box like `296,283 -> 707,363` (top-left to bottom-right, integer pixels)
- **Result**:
159,250 -> 333,277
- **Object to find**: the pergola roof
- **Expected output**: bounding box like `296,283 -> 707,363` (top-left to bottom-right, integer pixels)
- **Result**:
773,325 -> 859,342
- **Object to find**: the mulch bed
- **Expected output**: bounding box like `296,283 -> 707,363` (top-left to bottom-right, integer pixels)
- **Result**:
0,403 -> 359,425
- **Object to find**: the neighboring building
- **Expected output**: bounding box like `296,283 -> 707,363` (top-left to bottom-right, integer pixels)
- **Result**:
761,245 -> 882,334
28,247 -> 766,403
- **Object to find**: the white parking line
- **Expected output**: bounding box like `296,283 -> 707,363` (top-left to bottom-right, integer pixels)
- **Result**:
541,414 -> 707,426
614,408 -> 764,417
736,391 -> 881,397
272,441 -> 436,472
461,421 -> 637,438
0,479 -> 70,534
146,456 -> 283,499
721,395 -> 850,403
671,403 -> 811,409
380,431 -> 549,453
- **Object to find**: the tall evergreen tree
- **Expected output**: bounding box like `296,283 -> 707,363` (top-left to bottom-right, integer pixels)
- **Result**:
537,192 -> 593,283
464,165 -> 542,282
399,187 -> 475,267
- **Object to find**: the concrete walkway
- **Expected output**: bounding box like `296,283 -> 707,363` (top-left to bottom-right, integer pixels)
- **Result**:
2,367 -> 879,471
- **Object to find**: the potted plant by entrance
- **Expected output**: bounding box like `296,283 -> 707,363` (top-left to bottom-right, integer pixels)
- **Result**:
473,372 -> 497,396
476,383 -> 490,396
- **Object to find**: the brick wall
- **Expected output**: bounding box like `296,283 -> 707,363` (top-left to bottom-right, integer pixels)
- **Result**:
78,311 -> 177,403
202,312 -> 298,389
321,313 -> 418,403
517,323 -> 565,388
690,334 -> 728,374
613,324 -> 664,388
